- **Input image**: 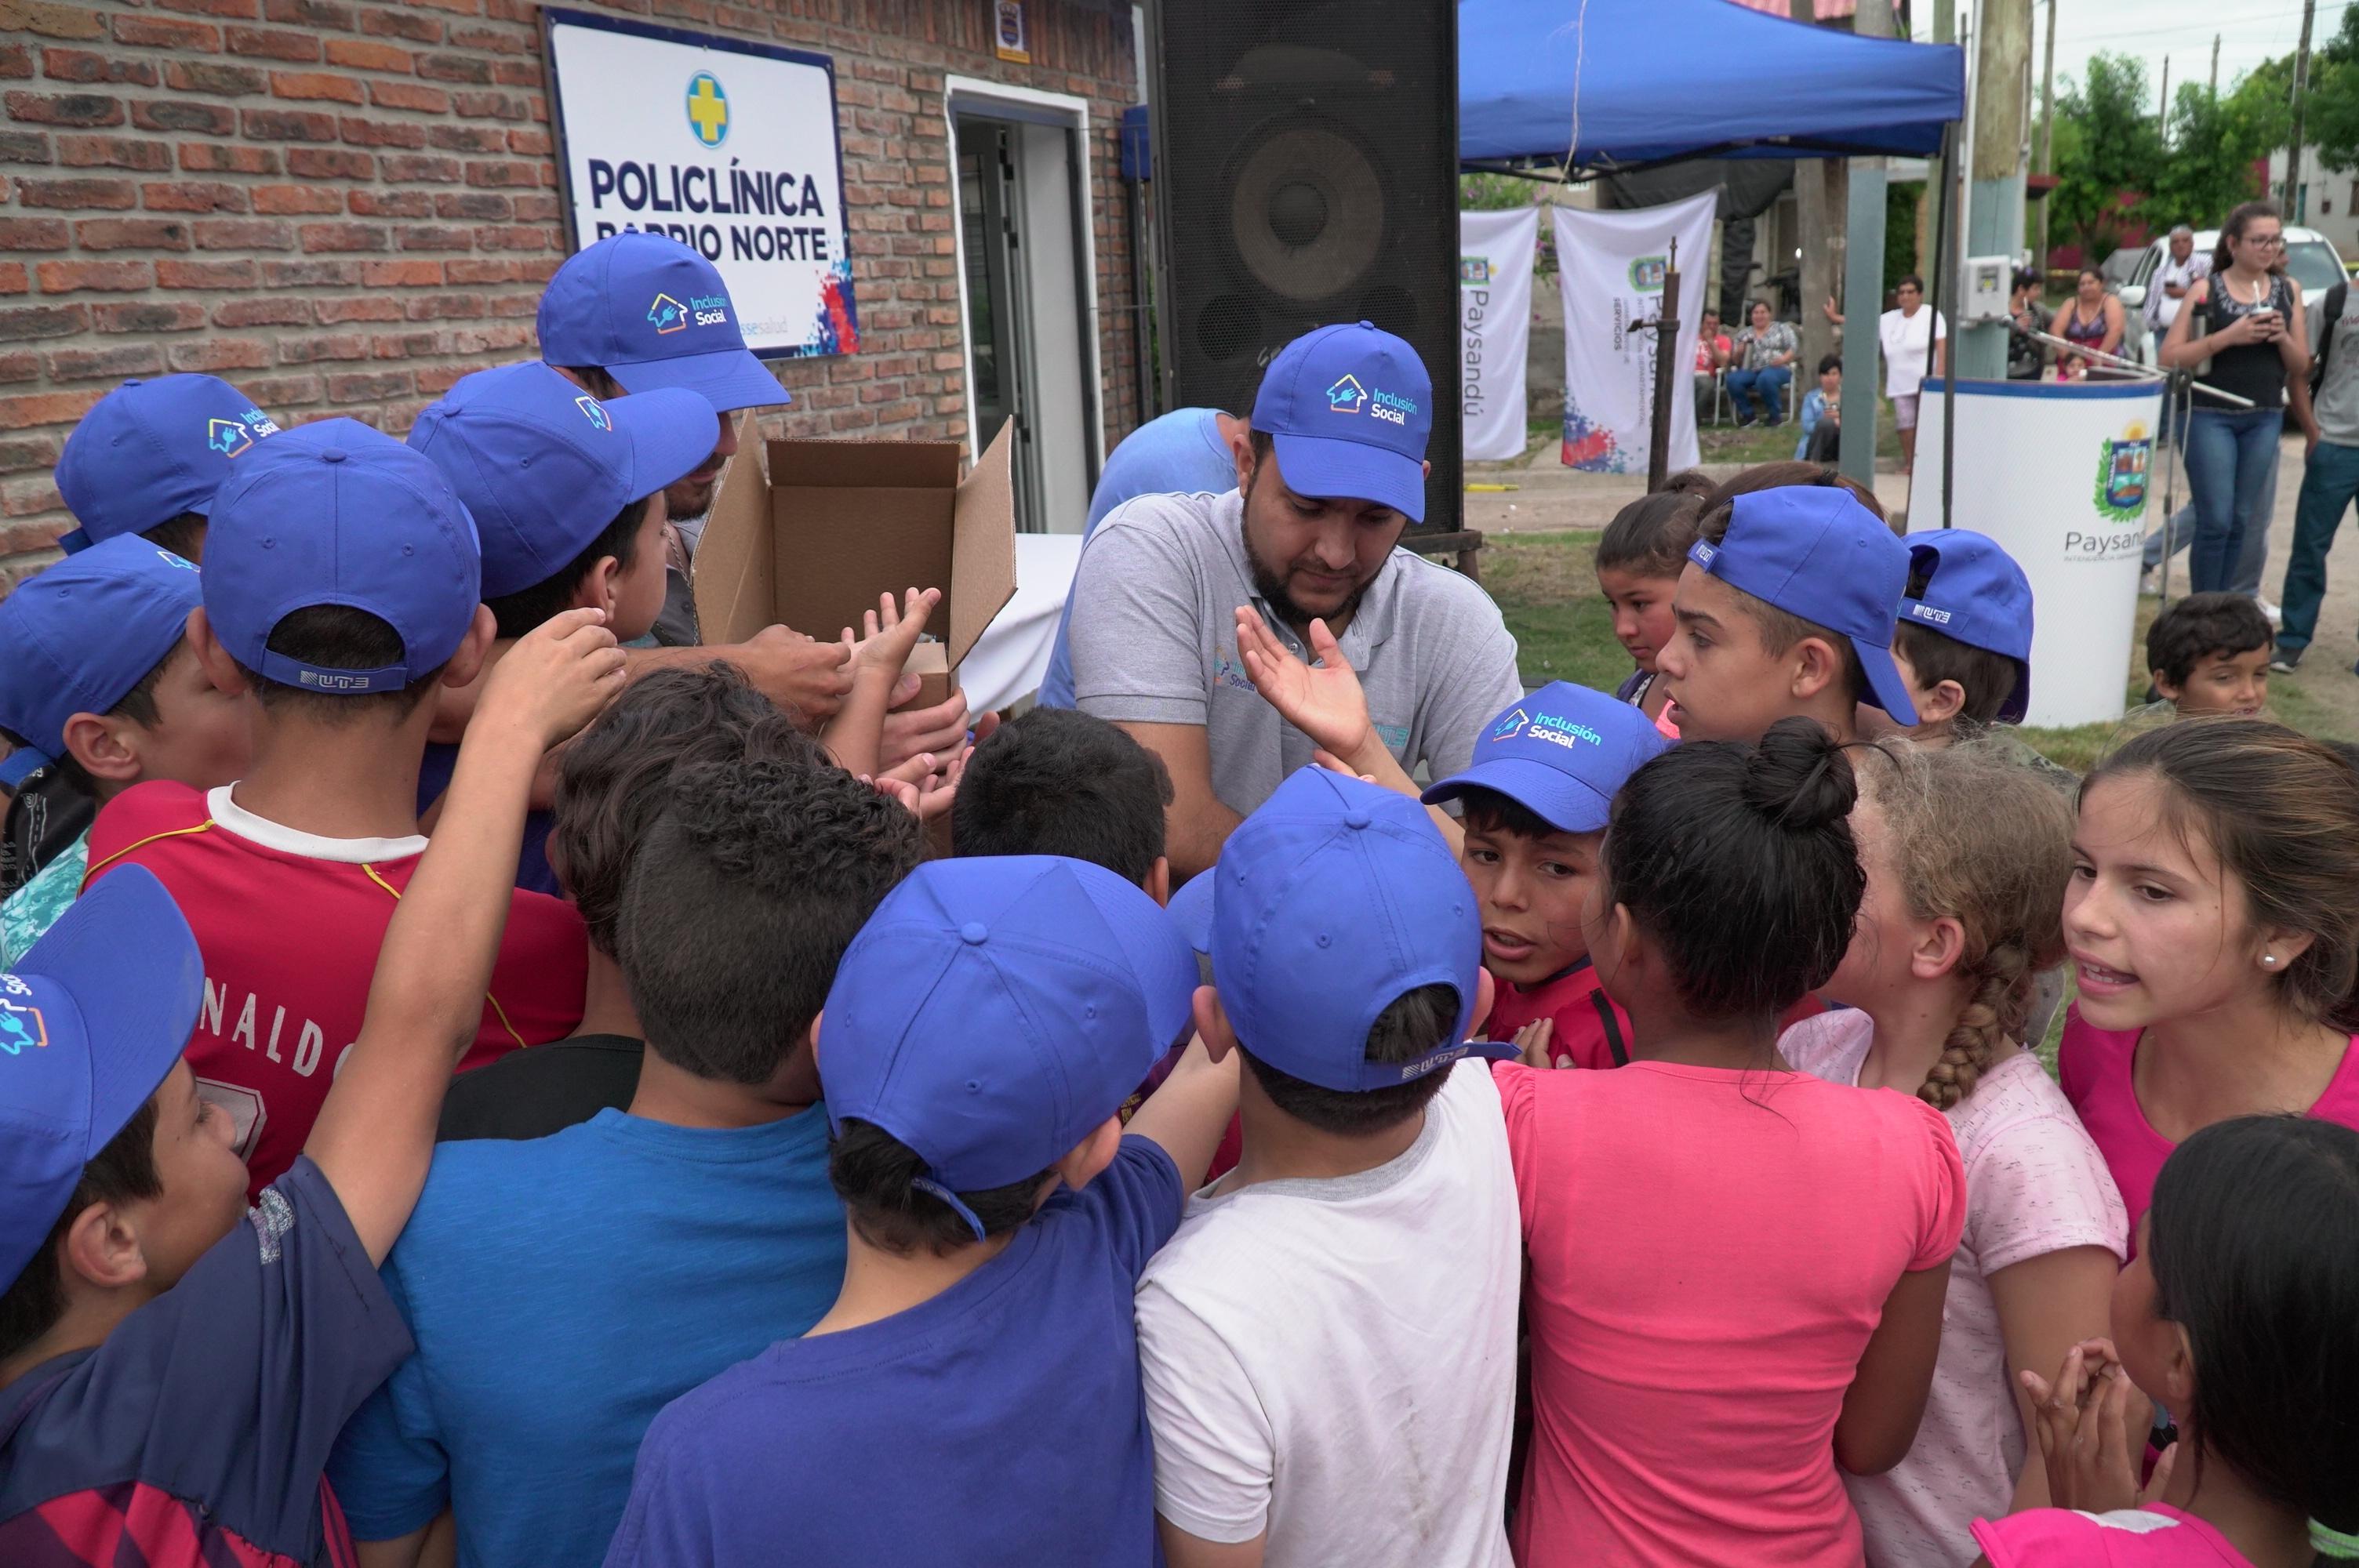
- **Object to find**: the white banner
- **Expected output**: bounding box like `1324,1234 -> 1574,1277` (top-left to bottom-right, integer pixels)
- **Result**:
543,8 -> 860,356
1554,191 -> 1716,474
1459,208 -> 1539,462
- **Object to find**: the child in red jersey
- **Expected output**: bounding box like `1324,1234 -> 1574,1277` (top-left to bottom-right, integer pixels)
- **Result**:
1419,682 -> 1669,1069
83,419 -> 591,1198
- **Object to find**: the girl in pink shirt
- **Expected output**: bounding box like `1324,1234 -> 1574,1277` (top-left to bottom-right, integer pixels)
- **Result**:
1498,718 -> 1967,1568
1971,1115 -> 2359,1568
2058,721 -> 2359,1234
1785,742 -> 2127,1566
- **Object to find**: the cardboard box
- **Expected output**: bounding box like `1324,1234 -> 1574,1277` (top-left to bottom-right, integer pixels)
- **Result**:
693,422 -> 1016,710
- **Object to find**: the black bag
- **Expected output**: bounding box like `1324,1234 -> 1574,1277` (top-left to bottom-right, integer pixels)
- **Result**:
2311,278 -> 2349,398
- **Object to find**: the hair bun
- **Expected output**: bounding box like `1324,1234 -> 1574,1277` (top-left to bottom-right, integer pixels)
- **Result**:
1741,717 -> 1859,833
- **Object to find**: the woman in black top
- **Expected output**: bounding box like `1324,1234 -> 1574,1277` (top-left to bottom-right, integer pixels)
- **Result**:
2159,201 -> 2314,595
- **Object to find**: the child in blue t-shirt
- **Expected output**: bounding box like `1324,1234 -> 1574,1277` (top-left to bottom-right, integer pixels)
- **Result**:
604,855 -> 1239,1568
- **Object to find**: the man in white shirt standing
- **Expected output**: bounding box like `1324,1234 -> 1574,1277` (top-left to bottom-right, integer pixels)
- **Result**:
2147,224 -> 2212,339
1136,766 -> 1521,1568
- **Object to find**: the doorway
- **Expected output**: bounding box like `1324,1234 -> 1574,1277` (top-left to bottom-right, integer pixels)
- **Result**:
947,82 -> 1103,533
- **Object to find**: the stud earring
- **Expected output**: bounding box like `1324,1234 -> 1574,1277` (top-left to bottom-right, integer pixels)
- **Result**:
2263,954 -> 2279,967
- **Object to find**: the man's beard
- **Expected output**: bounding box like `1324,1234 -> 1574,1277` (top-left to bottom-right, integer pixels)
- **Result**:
1242,522 -> 1369,631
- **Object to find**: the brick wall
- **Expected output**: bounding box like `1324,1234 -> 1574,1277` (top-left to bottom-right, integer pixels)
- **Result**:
0,0 -> 1145,586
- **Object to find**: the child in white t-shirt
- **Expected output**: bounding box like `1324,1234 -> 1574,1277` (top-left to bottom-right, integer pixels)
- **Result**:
1783,739 -> 2127,1564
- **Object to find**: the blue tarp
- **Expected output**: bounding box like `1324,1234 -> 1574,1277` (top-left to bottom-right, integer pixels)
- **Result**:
1460,0 -> 1966,169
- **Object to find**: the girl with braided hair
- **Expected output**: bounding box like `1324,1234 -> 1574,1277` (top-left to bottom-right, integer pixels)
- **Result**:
1784,740 -> 2129,1566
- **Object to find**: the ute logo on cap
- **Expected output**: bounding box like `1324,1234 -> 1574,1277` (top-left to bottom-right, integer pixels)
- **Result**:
1325,374 -> 1367,413
575,394 -> 612,431
208,417 -> 256,459
0,996 -> 48,1056
685,71 -> 729,148
1909,603 -> 1954,626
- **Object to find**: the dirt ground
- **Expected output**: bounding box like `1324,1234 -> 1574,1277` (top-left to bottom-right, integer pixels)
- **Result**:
1466,431 -> 2359,736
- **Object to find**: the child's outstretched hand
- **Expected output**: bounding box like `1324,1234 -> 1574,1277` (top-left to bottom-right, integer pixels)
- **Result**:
475,605 -> 626,750
863,742 -> 969,825
2023,1339 -> 2165,1515
1234,608 -> 1376,769
840,587 -> 942,685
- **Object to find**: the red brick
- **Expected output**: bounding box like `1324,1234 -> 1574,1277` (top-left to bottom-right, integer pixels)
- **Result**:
489,60 -> 539,89
16,176 -> 136,209
324,38 -> 412,71
403,291 -> 482,320
433,191 -> 507,220
446,22 -> 530,53
506,125 -> 549,156
393,223 -> 471,249
366,81 -> 449,114
347,187 -> 430,217
239,107 -> 340,141
174,144 -> 271,180
413,362 -> 471,395
133,100 -> 238,136
34,259 -> 154,292
298,221 -> 388,252
162,60 -> 265,95
226,27 -> 323,62
414,52 -> 491,85
362,9 -> 445,43
362,259 -> 442,286
0,263 -> 24,296
472,224 -> 548,252
16,4 -> 107,42
1,480 -> 65,519
327,369 -> 413,403
0,128 -> 50,163
0,389 -> 111,434
462,158 -> 537,187
56,133 -> 171,169
0,307 -> 93,344
238,372 -> 322,406
437,257 -> 515,285
92,300 -> 209,333
168,336 -> 275,372
276,332 -> 369,363
111,16 -> 224,50
156,256 -> 258,288
40,49 -> 160,87
510,191 -> 555,222
381,151 -> 460,182
0,433 -> 63,470
194,216 -> 294,250
5,90 -> 124,127
44,341 -> 165,382
270,71 -> 362,104
409,0 -> 482,13
287,146 -> 372,180
368,328 -> 435,358
0,46 -> 26,82
339,114 -> 425,147
261,259 -> 358,287
450,90 -> 529,121
72,217 -> 192,250
208,296 -> 314,328
314,294 -> 402,322
265,0 -> 358,27
141,178 -> 246,212
0,216 -> 69,250
252,183 -> 343,213
153,0 -> 261,17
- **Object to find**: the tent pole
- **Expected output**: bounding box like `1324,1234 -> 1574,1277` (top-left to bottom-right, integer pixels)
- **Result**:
1939,120 -> 1961,528
1913,120 -> 1955,526
1650,236 -> 1681,492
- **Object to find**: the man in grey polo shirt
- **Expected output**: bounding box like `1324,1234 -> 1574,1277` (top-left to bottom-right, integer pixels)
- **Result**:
1068,321 -> 1523,878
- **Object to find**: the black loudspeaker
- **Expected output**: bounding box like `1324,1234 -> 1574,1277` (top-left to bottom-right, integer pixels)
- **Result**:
1147,1 -> 1461,533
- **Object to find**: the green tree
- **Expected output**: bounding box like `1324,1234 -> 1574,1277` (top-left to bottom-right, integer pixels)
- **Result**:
2144,75 -> 2285,230
2050,53 -> 2164,260
2305,9 -> 2359,174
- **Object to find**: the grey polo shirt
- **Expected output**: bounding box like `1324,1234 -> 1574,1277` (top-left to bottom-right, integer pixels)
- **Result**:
2310,284 -> 2359,446
1068,488 -> 1525,818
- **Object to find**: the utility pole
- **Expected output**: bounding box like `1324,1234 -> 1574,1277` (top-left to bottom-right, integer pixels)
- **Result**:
1839,0 -> 1899,486
1957,0 -> 2033,381
2157,56 -> 2170,143
2286,0 -> 2317,218
1792,0 -> 1837,372
2037,0 -> 2056,275
2209,32 -> 2219,96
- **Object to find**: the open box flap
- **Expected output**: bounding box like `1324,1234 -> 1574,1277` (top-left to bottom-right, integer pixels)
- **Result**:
945,421 -> 1017,667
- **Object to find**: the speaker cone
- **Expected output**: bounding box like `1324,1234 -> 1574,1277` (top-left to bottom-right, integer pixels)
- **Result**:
1227,122 -> 1385,305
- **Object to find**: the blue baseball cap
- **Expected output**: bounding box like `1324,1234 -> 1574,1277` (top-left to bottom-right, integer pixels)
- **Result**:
820,855 -> 1198,1238
203,418 -> 482,695
1686,488 -> 1920,725
1250,321 -> 1432,521
409,362 -> 716,599
538,233 -> 787,412
1420,681 -> 1671,833
1172,768 -> 1506,1092
0,865 -> 203,1292
54,376 -> 280,554
1900,528 -> 2035,724
0,537 -> 204,789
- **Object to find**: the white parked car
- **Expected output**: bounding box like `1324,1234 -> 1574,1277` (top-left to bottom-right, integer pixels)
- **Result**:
2115,224 -> 2347,365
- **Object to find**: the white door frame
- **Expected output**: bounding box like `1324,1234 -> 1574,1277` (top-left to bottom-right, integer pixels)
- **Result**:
943,75 -> 1107,481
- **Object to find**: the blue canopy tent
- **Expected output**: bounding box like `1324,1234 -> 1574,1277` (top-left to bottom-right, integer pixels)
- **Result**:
1459,0 -> 1965,171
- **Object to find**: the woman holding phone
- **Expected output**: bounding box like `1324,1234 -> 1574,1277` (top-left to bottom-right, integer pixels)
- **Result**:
2160,201 -> 2314,596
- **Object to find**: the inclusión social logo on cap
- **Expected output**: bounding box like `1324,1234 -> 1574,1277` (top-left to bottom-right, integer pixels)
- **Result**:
1250,321 -> 1434,522
53,376 -> 280,554
1423,681 -> 1671,836
537,232 -> 788,414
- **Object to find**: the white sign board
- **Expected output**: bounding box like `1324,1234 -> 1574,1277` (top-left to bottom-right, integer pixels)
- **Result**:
1459,207 -> 1538,462
1554,191 -> 1715,475
542,7 -> 859,357
1913,378 -> 2165,727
